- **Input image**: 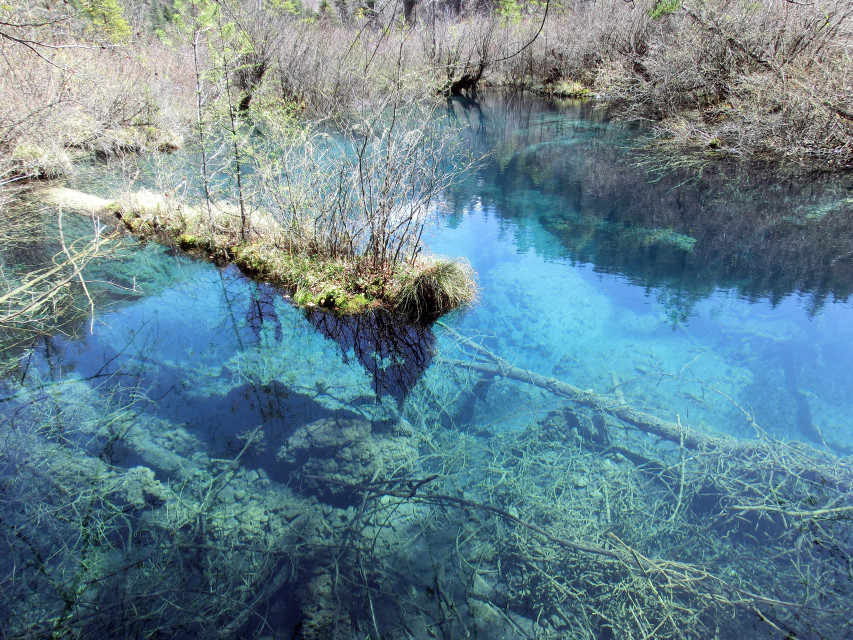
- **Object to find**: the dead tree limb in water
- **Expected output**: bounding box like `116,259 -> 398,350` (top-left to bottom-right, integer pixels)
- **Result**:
438,321 -> 711,449
306,473 -> 802,637
437,323 -> 853,492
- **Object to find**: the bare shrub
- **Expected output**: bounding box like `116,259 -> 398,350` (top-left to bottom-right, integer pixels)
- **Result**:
267,20 -> 378,112
0,4 -> 192,180
390,0 -> 850,164
252,95 -> 472,276
535,0 -> 853,164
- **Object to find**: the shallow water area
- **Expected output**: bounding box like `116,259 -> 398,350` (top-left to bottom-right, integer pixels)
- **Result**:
1,94 -> 852,639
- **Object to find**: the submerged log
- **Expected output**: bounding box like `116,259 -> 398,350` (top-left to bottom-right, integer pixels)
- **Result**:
439,324 -> 853,493
455,358 -> 709,449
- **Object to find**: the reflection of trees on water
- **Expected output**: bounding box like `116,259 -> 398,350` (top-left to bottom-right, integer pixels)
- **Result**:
242,279 -> 282,342
305,308 -> 435,402
232,272 -> 436,402
448,93 -> 853,313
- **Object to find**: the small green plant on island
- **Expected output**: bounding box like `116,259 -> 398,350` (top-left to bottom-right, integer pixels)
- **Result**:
649,0 -> 682,19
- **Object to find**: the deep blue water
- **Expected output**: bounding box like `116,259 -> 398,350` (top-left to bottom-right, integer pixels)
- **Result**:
2,94 -> 852,639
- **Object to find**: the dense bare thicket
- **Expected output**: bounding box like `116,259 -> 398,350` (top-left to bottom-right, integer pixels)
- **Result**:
4,0 -> 850,183
246,10 -> 430,114
475,0 -> 853,164
585,0 -> 853,163
456,0 -> 853,163
236,0 -> 851,164
0,2 -> 190,182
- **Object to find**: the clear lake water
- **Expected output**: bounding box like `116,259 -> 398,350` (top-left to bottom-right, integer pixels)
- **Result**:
1,93 -> 852,639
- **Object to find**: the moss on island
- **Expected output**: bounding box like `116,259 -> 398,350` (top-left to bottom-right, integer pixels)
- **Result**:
41,187 -> 477,321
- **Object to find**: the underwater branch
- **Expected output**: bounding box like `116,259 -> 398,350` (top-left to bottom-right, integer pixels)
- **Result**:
306,472 -> 802,634
439,322 -> 853,497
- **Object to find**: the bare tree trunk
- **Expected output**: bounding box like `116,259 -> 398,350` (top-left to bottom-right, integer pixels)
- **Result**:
216,2 -> 249,241
192,29 -> 215,228
403,0 -> 417,25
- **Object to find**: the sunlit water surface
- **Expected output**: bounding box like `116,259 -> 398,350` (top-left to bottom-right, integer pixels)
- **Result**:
2,94 -> 852,639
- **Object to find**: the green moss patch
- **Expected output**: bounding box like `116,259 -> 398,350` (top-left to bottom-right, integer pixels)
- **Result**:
108,191 -> 476,321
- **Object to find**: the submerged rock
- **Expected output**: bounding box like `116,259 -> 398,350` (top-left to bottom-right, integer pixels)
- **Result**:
120,466 -> 169,509
277,417 -> 420,501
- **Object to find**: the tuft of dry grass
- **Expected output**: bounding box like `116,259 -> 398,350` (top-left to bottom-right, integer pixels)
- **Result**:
392,257 -> 478,322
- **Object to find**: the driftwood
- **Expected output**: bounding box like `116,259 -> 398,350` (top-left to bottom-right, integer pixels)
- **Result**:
456,358 -> 709,449
436,322 -> 720,450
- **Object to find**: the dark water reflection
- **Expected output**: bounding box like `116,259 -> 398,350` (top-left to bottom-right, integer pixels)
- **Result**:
306,307 -> 435,401
447,93 -> 853,312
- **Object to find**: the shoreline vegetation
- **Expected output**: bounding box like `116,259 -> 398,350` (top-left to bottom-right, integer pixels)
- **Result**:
38,186 -> 478,320
2,0 -> 852,324
1,0 -> 849,176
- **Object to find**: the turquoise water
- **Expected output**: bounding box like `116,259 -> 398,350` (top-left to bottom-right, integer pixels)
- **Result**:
429,96 -> 853,451
1,95 -> 852,639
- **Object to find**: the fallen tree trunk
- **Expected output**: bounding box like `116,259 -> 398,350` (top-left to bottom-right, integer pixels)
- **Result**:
438,323 -> 853,494
455,358 -> 709,449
